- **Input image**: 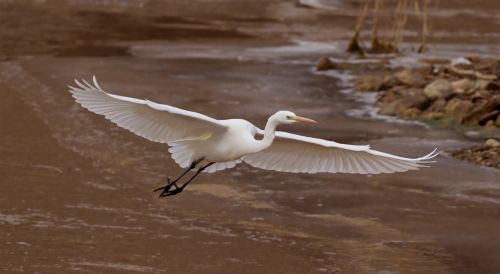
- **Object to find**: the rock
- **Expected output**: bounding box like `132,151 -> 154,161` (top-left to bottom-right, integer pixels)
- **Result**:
378,88 -> 431,116
462,94 -> 500,125
426,98 -> 447,113
451,78 -> 475,94
477,79 -> 491,90
400,107 -> 421,118
485,80 -> 500,91
485,138 -> 500,147
422,112 -> 445,120
471,90 -> 492,102
316,58 -> 367,71
478,110 -> 500,126
403,88 -> 432,110
484,120 -> 496,128
378,75 -> 398,91
445,98 -> 473,119
378,87 -> 401,103
451,144 -> 500,169
356,75 -> 382,92
424,79 -> 453,100
378,99 -> 403,116
395,69 -> 425,87
315,57 -> 336,71
496,114 -> 500,127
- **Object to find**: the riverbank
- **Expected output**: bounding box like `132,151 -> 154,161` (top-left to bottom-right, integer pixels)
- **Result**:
317,55 -> 499,169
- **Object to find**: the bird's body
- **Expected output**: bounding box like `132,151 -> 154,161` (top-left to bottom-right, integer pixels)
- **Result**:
193,119 -> 258,162
69,76 -> 438,197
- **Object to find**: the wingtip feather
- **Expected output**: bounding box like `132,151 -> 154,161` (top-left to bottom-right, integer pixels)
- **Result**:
67,85 -> 79,94
81,79 -> 94,89
71,76 -> 102,92
74,79 -> 87,90
92,75 -> 103,90
418,148 -> 439,161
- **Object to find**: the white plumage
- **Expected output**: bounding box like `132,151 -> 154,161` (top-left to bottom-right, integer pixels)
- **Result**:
69,76 -> 437,196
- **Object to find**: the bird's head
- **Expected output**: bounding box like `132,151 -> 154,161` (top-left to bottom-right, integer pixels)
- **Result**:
272,110 -> 317,125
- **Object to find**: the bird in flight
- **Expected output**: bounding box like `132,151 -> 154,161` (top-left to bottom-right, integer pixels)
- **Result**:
69,76 -> 438,197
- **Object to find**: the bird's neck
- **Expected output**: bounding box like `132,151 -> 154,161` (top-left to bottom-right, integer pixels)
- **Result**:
254,117 -> 278,152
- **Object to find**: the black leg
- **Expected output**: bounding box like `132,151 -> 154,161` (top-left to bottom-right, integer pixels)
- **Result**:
153,158 -> 203,194
159,162 -> 215,197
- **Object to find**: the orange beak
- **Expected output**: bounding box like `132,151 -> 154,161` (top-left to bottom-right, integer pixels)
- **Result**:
294,116 -> 317,124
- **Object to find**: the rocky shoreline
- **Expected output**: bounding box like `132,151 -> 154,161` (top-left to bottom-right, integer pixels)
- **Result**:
317,56 -> 500,170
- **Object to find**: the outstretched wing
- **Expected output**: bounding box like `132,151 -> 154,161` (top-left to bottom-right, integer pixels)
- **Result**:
242,130 -> 438,174
69,76 -> 227,144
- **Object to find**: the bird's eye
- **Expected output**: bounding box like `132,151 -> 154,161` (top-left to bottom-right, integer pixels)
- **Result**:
286,115 -> 293,120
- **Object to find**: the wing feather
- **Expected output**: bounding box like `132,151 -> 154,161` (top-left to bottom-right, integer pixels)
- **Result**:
69,76 -> 227,144
242,130 -> 437,174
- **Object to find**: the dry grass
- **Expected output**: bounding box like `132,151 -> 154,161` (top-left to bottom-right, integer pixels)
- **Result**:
347,0 -> 431,54
347,2 -> 369,54
416,0 -> 430,53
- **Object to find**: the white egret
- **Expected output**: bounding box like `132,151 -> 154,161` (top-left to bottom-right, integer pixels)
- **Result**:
69,76 -> 438,197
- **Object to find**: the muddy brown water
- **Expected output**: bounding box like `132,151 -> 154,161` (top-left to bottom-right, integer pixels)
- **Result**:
1,1 -> 500,273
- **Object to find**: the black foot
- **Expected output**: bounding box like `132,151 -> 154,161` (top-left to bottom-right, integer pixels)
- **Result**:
153,178 -> 184,197
159,186 -> 184,197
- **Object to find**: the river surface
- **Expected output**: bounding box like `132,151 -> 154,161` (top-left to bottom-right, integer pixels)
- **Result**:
1,0 -> 499,273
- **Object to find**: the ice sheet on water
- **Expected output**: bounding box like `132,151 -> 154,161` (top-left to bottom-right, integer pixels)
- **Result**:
297,0 -> 341,11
